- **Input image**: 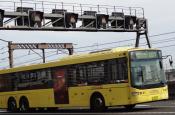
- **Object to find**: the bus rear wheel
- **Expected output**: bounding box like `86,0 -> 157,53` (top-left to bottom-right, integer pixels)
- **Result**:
90,94 -> 106,112
19,97 -> 29,112
7,98 -> 17,112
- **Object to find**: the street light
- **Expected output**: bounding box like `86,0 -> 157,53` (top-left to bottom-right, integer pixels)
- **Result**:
29,10 -> 44,27
96,14 -> 109,29
124,15 -> 136,29
65,12 -> 78,28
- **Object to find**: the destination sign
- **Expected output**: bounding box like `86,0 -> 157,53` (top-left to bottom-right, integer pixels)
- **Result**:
130,50 -> 160,60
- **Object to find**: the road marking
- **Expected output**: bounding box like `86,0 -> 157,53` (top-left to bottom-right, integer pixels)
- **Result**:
0,112 -> 175,115
151,105 -> 175,108
117,112 -> 175,114
136,104 -> 150,107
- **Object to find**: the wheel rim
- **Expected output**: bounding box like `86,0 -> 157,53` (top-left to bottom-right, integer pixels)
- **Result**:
20,104 -> 26,111
20,101 -> 29,112
91,96 -> 105,112
8,101 -> 16,112
94,98 -> 103,107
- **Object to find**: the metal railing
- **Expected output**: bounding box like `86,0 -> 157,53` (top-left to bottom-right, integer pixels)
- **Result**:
0,0 -> 145,18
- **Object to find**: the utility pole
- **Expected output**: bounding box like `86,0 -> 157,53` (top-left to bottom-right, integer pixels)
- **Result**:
8,41 -> 13,68
0,38 -> 11,68
42,49 -> 45,63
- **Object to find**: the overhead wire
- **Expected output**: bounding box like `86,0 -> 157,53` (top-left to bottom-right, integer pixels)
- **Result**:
6,31 -> 175,62
2,31 -> 175,67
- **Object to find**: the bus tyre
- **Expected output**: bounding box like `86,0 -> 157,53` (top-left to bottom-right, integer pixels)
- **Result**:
124,104 -> 136,111
90,94 -> 106,112
19,98 -> 29,112
7,98 -> 17,112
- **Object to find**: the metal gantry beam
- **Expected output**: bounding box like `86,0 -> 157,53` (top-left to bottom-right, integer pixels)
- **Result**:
0,1 -> 151,48
8,42 -> 73,68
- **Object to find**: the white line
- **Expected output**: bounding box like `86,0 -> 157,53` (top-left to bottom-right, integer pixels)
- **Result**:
117,112 -> 175,114
3,112 -> 174,115
151,106 -> 175,108
136,104 -> 150,107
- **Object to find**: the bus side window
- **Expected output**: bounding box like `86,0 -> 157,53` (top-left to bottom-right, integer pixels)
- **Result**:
0,74 -> 12,92
106,59 -> 118,83
67,65 -> 77,86
117,58 -> 128,83
76,64 -> 87,86
30,72 -> 37,81
87,61 -> 105,85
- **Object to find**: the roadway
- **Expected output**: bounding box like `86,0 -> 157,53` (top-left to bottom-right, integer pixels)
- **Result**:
1,100 -> 175,115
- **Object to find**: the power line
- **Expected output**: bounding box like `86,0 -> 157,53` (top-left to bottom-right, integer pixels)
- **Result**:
0,51 -> 8,55
0,38 -> 10,43
6,35 -> 175,66
157,44 -> 175,49
0,46 -> 7,50
14,52 -> 65,66
13,50 -> 66,60
0,49 -> 67,63
2,31 -> 175,67
139,36 -> 175,46
75,31 -> 175,50
3,30 -> 175,63
0,56 -> 8,61
13,41 -> 175,66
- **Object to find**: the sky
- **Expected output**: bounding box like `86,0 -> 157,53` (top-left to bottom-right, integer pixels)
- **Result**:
0,0 -> 175,69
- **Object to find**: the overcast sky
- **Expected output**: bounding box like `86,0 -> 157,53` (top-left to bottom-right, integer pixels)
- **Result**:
0,0 -> 175,69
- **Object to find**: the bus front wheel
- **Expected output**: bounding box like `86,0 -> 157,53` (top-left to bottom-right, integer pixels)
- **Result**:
90,93 -> 106,112
19,97 -> 29,112
7,98 -> 17,112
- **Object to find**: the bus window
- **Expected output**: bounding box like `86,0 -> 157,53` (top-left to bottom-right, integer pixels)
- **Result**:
105,58 -> 128,84
76,64 -> 87,85
0,75 -> 12,92
87,61 -> 105,84
105,59 -> 118,83
67,65 -> 77,86
30,72 -> 37,81
117,58 -> 128,82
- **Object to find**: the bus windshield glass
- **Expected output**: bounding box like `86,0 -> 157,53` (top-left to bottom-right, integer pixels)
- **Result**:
130,50 -> 166,88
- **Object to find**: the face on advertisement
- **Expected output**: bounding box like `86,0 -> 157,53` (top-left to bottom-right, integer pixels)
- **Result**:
54,75 -> 66,91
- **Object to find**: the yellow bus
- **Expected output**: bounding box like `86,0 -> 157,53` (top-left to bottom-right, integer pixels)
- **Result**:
0,47 -> 168,112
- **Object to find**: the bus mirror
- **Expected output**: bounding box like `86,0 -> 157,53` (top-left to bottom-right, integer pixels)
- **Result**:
169,59 -> 173,67
162,55 -> 173,67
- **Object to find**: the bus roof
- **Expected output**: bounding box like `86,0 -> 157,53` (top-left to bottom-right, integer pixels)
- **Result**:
0,47 -> 158,74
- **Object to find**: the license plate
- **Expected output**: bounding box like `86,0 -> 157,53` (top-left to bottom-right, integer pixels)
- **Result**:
152,96 -> 158,101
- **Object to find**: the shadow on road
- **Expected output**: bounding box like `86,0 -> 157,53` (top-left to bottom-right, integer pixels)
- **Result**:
4,107 -> 160,114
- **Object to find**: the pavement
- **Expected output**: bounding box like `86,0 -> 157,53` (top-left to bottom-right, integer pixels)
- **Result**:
1,100 -> 175,115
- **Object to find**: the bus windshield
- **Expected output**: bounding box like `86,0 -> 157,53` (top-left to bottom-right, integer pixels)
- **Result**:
130,50 -> 166,88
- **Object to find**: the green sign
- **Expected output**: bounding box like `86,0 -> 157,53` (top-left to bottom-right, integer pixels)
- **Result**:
130,51 -> 160,59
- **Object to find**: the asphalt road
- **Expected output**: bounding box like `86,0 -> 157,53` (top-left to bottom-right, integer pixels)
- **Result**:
1,100 -> 175,115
